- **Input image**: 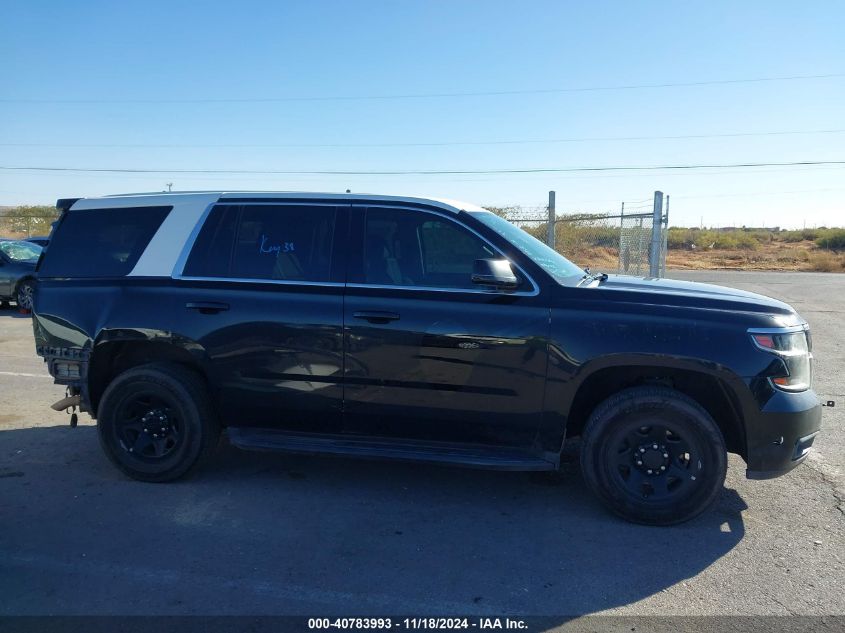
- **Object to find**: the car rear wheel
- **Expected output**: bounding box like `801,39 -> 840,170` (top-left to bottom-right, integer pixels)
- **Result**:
97,363 -> 220,482
580,386 -> 727,525
16,279 -> 35,311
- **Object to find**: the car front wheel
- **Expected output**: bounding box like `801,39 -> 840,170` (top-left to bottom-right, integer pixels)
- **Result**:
580,386 -> 727,526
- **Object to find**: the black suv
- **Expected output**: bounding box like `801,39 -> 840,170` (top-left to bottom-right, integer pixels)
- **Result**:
32,192 -> 822,525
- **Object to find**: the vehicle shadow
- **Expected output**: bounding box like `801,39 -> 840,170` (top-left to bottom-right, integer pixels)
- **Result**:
0,304 -> 30,318
0,424 -> 747,617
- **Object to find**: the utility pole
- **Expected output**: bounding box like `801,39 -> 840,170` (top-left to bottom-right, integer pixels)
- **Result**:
166,182 -> 173,192
547,191 -> 556,249
649,191 -> 664,278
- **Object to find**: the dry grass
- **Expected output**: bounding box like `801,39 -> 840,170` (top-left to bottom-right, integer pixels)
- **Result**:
572,239 -> 845,273
666,240 -> 844,272
806,251 -> 845,272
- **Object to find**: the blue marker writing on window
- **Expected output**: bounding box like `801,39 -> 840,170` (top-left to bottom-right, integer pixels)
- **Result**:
259,234 -> 295,255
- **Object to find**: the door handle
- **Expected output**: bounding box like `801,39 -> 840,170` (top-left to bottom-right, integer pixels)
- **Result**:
353,310 -> 400,324
186,301 -> 229,314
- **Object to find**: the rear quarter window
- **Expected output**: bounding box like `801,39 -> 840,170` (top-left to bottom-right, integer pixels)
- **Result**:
38,206 -> 172,278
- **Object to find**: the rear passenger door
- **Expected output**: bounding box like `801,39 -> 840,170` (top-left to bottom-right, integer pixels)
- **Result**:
343,204 -> 550,447
177,201 -> 347,433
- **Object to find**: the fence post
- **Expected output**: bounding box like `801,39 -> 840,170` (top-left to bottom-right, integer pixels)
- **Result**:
618,202 -> 625,274
662,195 -> 669,277
547,191 -> 556,249
649,191 -> 664,277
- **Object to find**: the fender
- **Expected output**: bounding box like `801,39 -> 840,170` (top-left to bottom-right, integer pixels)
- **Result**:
87,327 -> 218,415
537,351 -> 753,454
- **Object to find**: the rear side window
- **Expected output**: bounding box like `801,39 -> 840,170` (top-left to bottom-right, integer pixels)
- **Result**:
38,206 -> 172,278
183,204 -> 337,282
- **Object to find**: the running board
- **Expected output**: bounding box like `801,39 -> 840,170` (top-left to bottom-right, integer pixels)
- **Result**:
227,428 -> 557,471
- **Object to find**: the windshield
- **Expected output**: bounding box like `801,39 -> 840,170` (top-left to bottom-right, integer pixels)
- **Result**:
0,240 -> 42,263
469,211 -> 585,285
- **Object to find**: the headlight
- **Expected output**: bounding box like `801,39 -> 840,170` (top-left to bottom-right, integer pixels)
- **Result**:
749,326 -> 812,392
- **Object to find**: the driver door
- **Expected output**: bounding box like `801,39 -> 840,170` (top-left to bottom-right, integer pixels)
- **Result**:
343,204 -> 550,448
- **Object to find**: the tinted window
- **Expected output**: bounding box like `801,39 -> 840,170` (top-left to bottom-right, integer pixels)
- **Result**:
182,204 -> 239,278
184,204 -> 336,282
38,206 -> 171,278
363,207 -> 495,289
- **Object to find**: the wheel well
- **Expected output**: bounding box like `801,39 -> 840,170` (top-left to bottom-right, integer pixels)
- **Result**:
14,275 -> 36,294
566,365 -> 746,457
88,341 -> 213,416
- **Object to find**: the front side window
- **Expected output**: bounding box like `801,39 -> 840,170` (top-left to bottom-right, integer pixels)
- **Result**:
184,204 -> 336,282
363,207 -> 496,289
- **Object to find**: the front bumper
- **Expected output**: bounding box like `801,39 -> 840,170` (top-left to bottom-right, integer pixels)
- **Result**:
744,388 -> 822,479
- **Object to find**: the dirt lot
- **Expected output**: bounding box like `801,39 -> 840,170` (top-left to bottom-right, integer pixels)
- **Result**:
570,241 -> 845,274
0,271 -> 843,619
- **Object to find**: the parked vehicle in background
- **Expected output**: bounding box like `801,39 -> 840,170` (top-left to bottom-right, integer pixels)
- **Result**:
0,238 -> 40,310
32,192 -> 822,525
25,236 -> 50,248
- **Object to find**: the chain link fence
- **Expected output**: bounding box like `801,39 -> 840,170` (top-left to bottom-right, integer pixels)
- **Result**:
0,211 -> 59,240
499,192 -> 668,277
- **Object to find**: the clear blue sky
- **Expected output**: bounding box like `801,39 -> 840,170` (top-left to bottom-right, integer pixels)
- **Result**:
2,0 -> 843,227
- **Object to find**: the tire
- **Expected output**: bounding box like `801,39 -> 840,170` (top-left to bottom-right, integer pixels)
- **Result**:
580,386 -> 727,526
97,363 -> 220,482
16,279 -> 35,311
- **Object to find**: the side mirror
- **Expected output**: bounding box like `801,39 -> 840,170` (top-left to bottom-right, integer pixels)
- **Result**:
471,258 -> 519,290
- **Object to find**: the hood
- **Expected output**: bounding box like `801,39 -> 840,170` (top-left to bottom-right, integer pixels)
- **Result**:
587,274 -> 799,320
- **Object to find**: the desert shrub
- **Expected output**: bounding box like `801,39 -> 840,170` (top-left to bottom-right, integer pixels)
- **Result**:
709,232 -> 758,250
667,228 -> 696,249
735,233 -> 760,250
816,229 -> 845,250
780,230 -> 805,243
806,251 -> 843,272
693,230 -> 719,250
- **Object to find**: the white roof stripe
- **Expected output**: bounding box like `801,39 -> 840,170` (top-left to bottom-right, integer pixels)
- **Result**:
127,194 -> 219,277
71,191 -> 488,214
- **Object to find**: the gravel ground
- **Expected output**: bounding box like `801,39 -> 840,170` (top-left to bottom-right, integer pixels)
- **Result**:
0,271 -> 842,620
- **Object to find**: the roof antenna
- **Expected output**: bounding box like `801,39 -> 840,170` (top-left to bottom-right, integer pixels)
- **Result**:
346,189 -> 351,193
